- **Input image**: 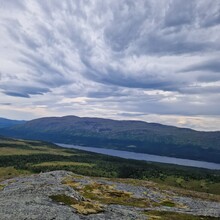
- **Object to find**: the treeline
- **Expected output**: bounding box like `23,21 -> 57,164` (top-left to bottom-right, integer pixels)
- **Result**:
2,130 -> 220,163
0,152 -> 220,183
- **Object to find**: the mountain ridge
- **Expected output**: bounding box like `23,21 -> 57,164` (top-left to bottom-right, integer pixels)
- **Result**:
0,115 -> 219,163
25,115 -> 211,132
0,117 -> 26,129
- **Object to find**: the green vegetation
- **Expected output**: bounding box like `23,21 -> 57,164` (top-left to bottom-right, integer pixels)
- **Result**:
49,194 -> 103,215
150,176 -> 220,194
101,177 -> 220,202
64,179 -> 151,208
0,167 -> 31,182
1,115 -> 220,163
159,200 -> 176,207
0,184 -> 5,190
0,138 -> 74,156
144,210 -> 219,220
62,177 -> 218,218
0,136 -> 220,218
0,136 -> 220,199
33,161 -> 94,167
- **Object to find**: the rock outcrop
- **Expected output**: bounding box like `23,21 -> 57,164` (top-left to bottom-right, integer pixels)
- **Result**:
0,171 -> 219,220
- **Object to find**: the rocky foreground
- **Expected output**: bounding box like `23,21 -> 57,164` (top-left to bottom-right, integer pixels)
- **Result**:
0,171 -> 219,220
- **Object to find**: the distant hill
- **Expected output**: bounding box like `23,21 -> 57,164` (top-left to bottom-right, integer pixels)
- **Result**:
0,117 -> 26,129
0,115 -> 220,163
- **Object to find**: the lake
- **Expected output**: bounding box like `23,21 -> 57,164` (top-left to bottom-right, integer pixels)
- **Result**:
57,143 -> 220,170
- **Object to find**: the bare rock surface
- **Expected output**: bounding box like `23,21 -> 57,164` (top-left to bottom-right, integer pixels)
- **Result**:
0,171 -> 219,220
0,171 -> 145,220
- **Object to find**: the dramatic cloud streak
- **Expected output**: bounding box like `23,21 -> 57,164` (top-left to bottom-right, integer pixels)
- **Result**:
0,0 -> 220,130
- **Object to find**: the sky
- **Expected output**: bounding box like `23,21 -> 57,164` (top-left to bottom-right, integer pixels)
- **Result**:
0,0 -> 220,131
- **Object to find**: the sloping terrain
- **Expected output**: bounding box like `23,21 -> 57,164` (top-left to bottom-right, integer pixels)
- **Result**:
0,117 -> 26,128
0,137 -> 220,194
0,116 -> 220,162
0,171 -> 220,220
0,136 -> 220,219
0,136 -> 220,195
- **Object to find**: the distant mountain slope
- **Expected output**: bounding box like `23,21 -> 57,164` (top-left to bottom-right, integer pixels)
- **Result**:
0,115 -> 220,163
0,117 -> 26,128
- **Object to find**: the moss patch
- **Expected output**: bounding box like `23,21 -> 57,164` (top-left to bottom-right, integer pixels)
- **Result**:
71,201 -> 103,215
144,210 -> 219,220
159,200 -> 176,207
0,184 -> 5,190
65,180 -> 151,208
49,194 -> 103,215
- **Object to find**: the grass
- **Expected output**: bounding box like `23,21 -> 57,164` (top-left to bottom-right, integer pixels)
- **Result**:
159,200 -> 176,207
144,210 -> 219,220
33,161 -> 94,167
0,146 -> 75,156
0,139 -> 76,156
154,180 -> 220,202
105,177 -> 220,202
0,167 -> 31,181
150,176 -> 220,196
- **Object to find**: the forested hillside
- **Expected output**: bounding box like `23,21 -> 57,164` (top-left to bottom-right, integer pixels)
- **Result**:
0,118 -> 26,128
0,116 -> 220,163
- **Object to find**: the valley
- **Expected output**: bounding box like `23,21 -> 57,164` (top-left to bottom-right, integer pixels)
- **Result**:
0,136 -> 220,195
1,116 -> 220,163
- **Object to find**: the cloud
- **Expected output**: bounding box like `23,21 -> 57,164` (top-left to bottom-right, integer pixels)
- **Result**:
3,91 -> 30,98
0,0 -> 220,131
1,86 -> 50,98
164,0 -> 195,27
182,59 -> 220,74
0,103 -> 12,106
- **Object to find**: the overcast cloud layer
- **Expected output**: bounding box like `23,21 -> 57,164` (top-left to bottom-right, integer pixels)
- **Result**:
0,0 -> 220,130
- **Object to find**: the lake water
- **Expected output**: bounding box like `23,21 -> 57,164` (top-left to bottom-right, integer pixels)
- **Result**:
57,143 -> 220,170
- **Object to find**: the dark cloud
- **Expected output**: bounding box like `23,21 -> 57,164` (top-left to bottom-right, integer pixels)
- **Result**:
182,59 -> 220,73
102,0 -> 220,56
117,112 -> 147,117
87,89 -> 126,99
0,103 -> 12,106
82,57 -> 184,91
1,85 -> 50,98
136,34 -> 213,55
197,1 -> 220,27
3,91 -> 30,98
164,0 -> 195,27
19,53 -> 71,87
104,1 -> 148,52
202,14 -> 220,28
